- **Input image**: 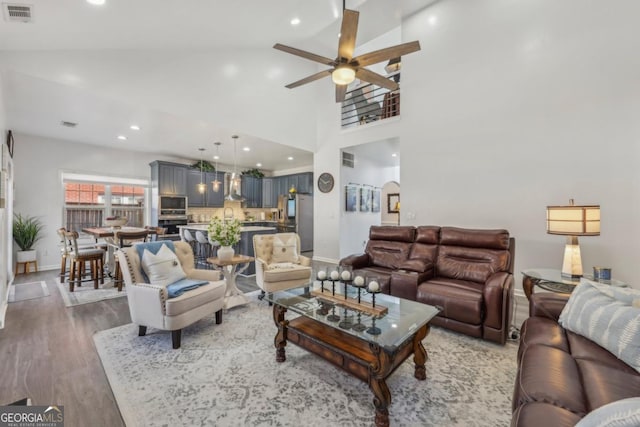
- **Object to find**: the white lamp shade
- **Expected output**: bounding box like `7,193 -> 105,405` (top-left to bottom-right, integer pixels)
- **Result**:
546,205 -> 600,236
331,66 -> 356,85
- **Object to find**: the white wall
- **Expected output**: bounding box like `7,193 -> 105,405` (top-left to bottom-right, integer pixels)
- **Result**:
0,71 -> 9,327
314,0 -> 640,288
11,133 -> 181,270
340,157 -> 399,257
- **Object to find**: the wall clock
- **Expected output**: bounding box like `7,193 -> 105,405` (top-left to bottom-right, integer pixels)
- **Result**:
317,173 -> 334,193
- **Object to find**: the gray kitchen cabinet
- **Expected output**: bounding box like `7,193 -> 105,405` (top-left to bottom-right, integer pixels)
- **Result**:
262,178 -> 274,208
187,169 -> 206,207
241,176 -> 263,208
297,172 -> 313,194
151,161 -> 187,196
206,171 -> 225,207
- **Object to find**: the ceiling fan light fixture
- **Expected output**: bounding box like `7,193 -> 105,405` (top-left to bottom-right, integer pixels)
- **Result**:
332,66 -> 355,85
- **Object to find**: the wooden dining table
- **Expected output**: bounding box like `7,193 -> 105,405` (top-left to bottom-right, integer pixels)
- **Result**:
82,226 -> 154,239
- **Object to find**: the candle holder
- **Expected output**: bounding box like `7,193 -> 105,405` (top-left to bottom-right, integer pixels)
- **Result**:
366,276 -> 381,308
326,305 -> 340,322
338,307 -> 353,330
315,267 -> 328,292
366,316 -> 381,335
352,274 -> 366,303
352,311 -> 367,332
339,265 -> 353,282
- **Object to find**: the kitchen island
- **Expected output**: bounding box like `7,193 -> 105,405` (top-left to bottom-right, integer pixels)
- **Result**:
177,224 -> 275,276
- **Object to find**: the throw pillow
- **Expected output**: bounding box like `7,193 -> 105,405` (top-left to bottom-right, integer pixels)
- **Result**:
271,235 -> 299,264
559,278 -> 640,373
575,397 -> 640,427
140,244 -> 187,287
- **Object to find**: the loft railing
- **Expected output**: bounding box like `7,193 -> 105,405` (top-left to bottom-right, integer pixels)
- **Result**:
340,73 -> 400,128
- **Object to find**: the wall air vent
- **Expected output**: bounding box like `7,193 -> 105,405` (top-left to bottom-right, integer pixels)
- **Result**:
342,151 -> 355,168
60,121 -> 78,128
3,3 -> 33,23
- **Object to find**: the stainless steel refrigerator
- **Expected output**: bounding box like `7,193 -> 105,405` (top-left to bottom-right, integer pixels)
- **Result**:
281,194 -> 314,252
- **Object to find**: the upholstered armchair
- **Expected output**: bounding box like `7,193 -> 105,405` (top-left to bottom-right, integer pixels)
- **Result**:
252,233 -> 312,300
116,241 -> 226,349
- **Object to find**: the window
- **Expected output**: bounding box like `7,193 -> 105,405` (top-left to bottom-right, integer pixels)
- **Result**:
63,175 -> 148,232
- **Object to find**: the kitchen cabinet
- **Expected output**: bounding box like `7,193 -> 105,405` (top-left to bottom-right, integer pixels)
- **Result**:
187,169 -> 225,207
187,169 -> 206,207
151,161 -> 187,196
297,172 -> 313,194
206,171 -> 225,207
262,178 -> 274,208
241,176 -> 263,208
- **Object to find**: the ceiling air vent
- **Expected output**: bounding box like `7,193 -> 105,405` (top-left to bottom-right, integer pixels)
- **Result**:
342,151 -> 355,168
3,3 -> 33,23
60,121 -> 78,128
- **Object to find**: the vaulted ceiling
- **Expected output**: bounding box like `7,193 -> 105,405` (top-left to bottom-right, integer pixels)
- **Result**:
0,0 -> 435,170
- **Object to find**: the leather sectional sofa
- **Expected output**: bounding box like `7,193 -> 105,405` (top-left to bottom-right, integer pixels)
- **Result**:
512,292 -> 640,426
340,226 -> 515,344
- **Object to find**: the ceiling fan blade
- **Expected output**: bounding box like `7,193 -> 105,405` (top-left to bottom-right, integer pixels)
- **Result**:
285,69 -> 332,89
355,68 -> 399,92
352,41 -> 421,67
273,43 -> 335,66
336,84 -> 347,103
338,9 -> 359,60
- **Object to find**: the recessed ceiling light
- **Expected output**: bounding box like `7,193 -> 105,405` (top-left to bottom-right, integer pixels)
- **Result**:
117,135 -> 127,140
243,147 -> 250,152
86,0 -> 106,5
391,153 -> 397,157
290,17 -> 300,26
213,155 -> 220,160
256,163 -> 262,167
428,15 -> 438,26
130,125 -> 140,131
287,156 -> 294,161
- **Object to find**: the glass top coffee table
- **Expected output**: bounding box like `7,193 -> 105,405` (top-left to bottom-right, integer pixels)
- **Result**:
264,281 -> 440,427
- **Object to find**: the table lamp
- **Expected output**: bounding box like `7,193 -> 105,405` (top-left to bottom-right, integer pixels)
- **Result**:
546,199 -> 600,278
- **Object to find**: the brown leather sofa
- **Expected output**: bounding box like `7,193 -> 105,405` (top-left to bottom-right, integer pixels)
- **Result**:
340,226 -> 515,344
512,293 -> 640,426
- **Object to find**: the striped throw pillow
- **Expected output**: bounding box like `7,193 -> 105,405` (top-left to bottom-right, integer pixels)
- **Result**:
559,278 -> 640,373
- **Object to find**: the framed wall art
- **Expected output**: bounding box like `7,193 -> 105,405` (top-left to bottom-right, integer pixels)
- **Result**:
359,187 -> 372,212
345,185 -> 358,212
371,189 -> 381,213
388,193 -> 400,213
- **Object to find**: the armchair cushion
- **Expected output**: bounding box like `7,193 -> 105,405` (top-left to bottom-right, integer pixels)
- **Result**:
140,244 -> 186,287
271,235 -> 300,264
264,264 -> 312,282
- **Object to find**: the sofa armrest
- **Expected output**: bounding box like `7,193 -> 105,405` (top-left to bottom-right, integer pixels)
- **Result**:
390,269 -> 434,300
299,255 -> 311,267
187,269 -> 221,282
127,283 -> 167,327
340,253 -> 371,269
483,272 -> 513,330
529,292 -> 569,321
397,259 -> 433,273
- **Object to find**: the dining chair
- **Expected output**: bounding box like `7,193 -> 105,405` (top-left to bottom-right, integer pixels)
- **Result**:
64,230 -> 106,292
112,230 -> 149,291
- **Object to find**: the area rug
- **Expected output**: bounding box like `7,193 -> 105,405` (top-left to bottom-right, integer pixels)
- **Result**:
94,292 -> 518,426
56,277 -> 126,307
8,281 -> 49,302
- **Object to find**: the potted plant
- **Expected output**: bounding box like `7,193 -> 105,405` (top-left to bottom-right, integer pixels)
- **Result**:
208,217 -> 242,261
13,213 -> 44,263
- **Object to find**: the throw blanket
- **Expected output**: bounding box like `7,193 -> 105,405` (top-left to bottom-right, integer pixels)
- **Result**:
166,278 -> 209,298
134,241 -> 176,283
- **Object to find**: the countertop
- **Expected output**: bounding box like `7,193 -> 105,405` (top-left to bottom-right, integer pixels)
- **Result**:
177,224 -> 276,232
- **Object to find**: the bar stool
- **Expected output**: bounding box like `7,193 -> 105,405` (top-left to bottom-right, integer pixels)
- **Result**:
183,229 -> 197,254
112,230 -> 148,291
58,227 -> 108,283
65,230 -> 106,292
195,231 -> 211,268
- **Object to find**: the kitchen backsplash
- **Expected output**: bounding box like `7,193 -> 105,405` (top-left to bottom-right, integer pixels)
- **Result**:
188,202 -> 278,223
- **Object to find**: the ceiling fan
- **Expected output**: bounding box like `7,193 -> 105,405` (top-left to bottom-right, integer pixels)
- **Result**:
273,5 -> 421,103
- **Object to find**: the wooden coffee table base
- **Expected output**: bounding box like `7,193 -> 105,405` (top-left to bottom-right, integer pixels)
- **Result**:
273,305 -> 429,427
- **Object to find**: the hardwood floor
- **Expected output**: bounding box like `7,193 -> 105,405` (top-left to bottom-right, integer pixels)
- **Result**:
0,270 -> 130,427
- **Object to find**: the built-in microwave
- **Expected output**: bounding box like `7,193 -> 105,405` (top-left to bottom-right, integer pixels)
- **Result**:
159,196 -> 187,211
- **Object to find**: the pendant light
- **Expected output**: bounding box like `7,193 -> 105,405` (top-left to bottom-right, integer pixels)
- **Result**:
197,148 -> 206,194
225,135 -> 245,201
211,142 -> 222,192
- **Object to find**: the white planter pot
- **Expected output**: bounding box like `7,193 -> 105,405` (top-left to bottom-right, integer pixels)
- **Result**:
17,250 -> 37,263
217,246 -> 234,261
